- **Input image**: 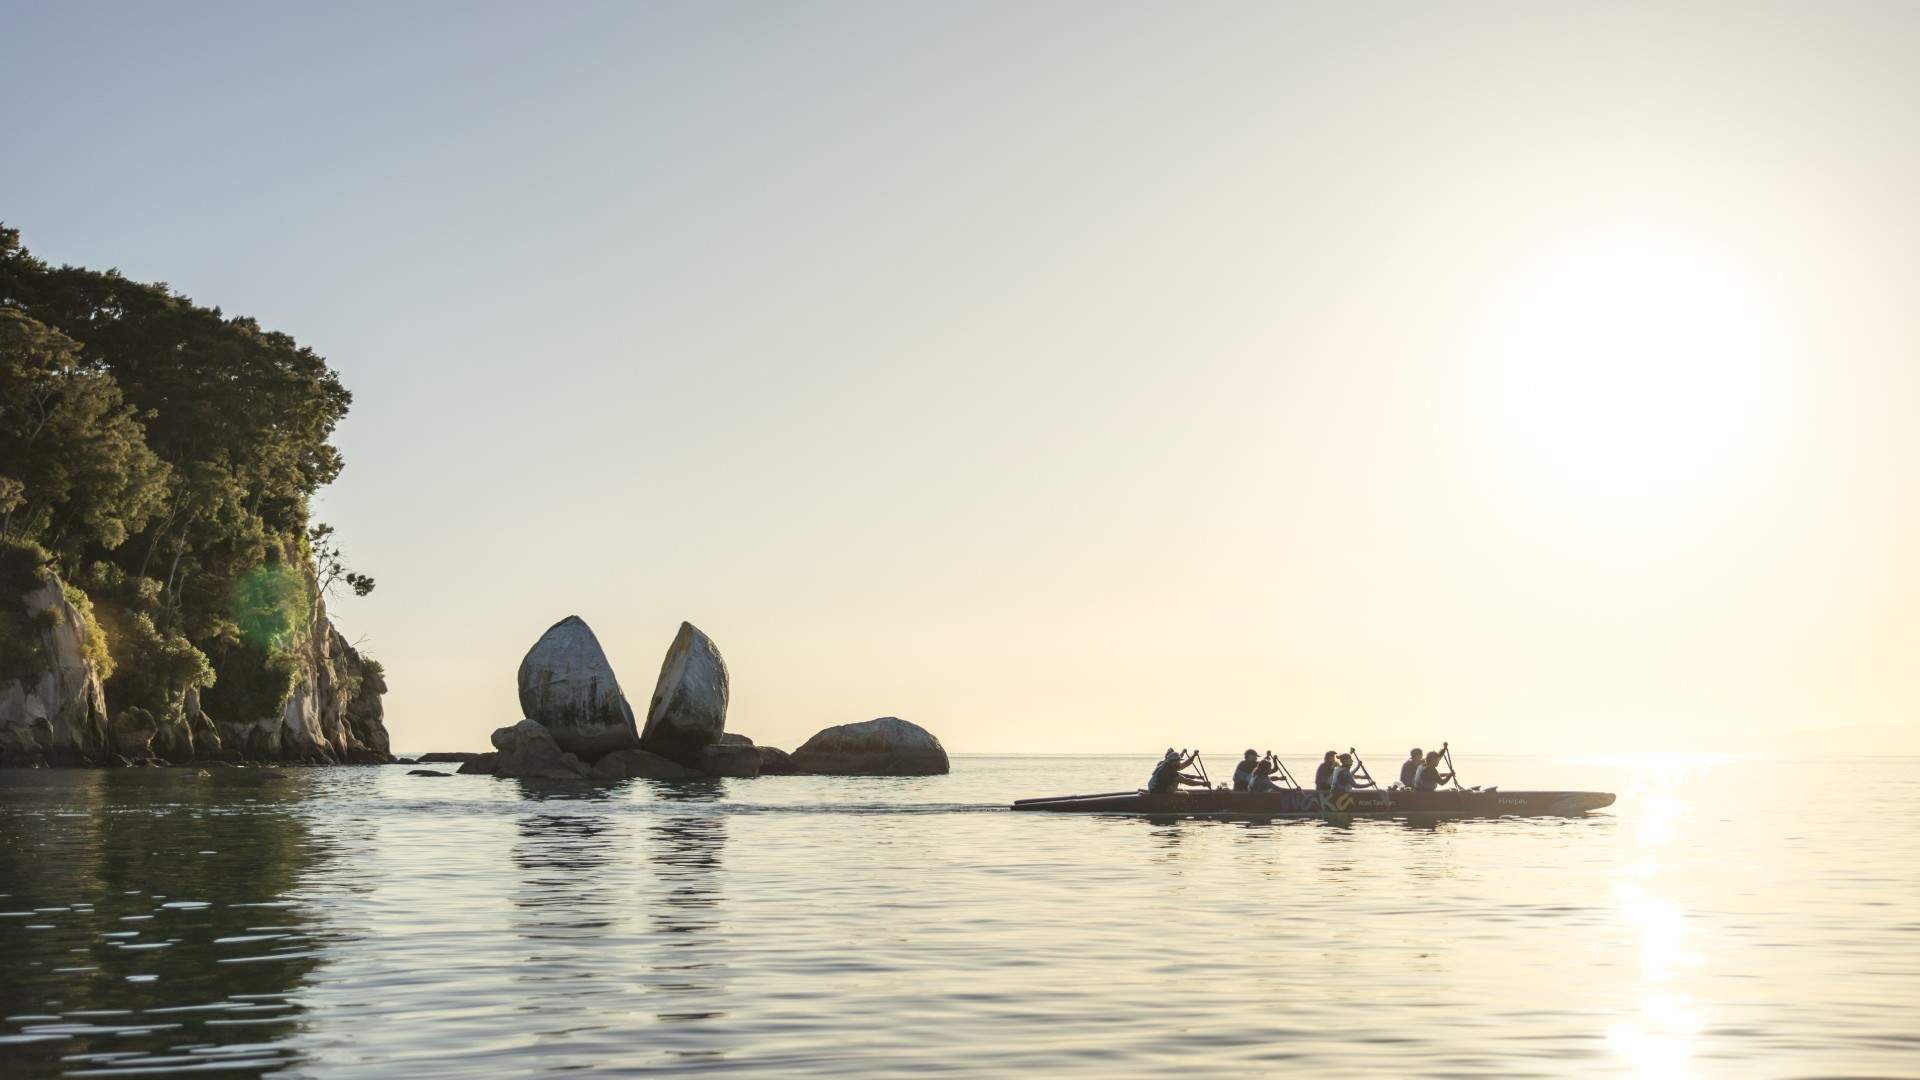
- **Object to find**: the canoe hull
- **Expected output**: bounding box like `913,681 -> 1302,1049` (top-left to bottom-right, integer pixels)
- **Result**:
1010,788 -> 1615,817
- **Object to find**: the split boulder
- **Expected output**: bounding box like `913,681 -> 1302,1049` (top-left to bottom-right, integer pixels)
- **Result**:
517,616 -> 640,758
641,622 -> 729,764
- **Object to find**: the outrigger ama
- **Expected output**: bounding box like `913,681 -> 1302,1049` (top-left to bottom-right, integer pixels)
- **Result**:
1012,743 -> 1615,818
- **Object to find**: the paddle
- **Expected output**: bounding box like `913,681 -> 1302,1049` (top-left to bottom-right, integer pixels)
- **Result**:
1348,746 -> 1378,789
1442,741 -> 1462,789
1189,749 -> 1212,789
1265,750 -> 1302,790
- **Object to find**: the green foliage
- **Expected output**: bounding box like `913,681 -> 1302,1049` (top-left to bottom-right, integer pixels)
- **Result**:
0,225 -> 371,723
0,537 -> 52,683
99,607 -> 216,728
0,310 -> 170,570
198,641 -> 300,727
0,535 -> 51,596
308,523 -> 375,601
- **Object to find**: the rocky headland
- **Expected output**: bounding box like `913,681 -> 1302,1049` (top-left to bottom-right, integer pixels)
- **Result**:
453,616 -> 946,781
1,559 -> 390,768
1,228 -> 389,769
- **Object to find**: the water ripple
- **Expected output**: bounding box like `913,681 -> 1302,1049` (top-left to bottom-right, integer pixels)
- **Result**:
1,756 -> 1917,1076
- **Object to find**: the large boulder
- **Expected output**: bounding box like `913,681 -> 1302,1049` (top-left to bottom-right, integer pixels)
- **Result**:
589,747 -> 701,781
489,719 -> 590,780
641,622 -> 729,764
517,616 -> 640,758
790,717 -> 949,776
456,753 -> 499,775
695,743 -> 761,778
110,708 -> 158,760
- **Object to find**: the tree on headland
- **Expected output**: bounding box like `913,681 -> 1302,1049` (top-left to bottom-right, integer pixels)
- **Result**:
0,224 -> 373,729
308,522 -> 375,605
0,309 -> 170,561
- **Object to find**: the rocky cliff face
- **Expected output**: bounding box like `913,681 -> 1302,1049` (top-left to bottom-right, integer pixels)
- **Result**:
0,576 -> 112,766
210,602 -> 391,764
1,568 -> 390,767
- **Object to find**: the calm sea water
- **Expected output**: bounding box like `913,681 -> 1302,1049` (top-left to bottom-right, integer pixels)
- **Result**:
1,754 -> 1916,1079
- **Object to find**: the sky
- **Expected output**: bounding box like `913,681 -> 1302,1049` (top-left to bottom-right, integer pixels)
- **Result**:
4,2 -> 1918,755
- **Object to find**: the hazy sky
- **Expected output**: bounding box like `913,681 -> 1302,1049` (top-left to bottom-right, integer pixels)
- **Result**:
5,2 -> 1918,755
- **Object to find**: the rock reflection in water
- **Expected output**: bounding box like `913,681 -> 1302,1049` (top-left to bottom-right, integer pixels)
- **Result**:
498,778 -> 735,1068
642,785 -> 733,1056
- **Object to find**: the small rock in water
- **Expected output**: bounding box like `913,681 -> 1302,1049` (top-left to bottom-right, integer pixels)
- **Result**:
406,769 -> 451,777
754,745 -> 797,775
588,747 -> 700,781
456,753 -> 499,775
695,742 -> 761,778
489,719 -> 590,780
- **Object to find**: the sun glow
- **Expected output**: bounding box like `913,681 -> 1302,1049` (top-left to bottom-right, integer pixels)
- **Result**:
1486,229 -> 1780,532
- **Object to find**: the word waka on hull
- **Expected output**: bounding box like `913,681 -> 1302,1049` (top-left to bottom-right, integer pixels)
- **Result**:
1011,787 -> 1616,818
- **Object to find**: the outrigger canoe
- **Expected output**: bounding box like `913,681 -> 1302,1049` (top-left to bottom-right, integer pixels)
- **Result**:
1011,787 -> 1614,818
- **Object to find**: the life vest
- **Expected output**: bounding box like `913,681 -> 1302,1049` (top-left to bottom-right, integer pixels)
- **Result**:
1231,760 -> 1256,792
1148,760 -> 1181,793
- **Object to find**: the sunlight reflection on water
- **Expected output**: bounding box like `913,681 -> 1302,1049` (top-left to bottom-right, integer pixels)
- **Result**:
1607,758 -> 1706,1079
2,754 -> 1917,1078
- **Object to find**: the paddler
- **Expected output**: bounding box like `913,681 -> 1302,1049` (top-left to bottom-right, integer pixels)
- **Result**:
1332,752 -> 1374,792
1399,748 -> 1424,788
1147,749 -> 1206,794
1247,757 -> 1283,793
1231,749 -> 1260,792
1414,750 -> 1454,792
1313,750 -> 1339,793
